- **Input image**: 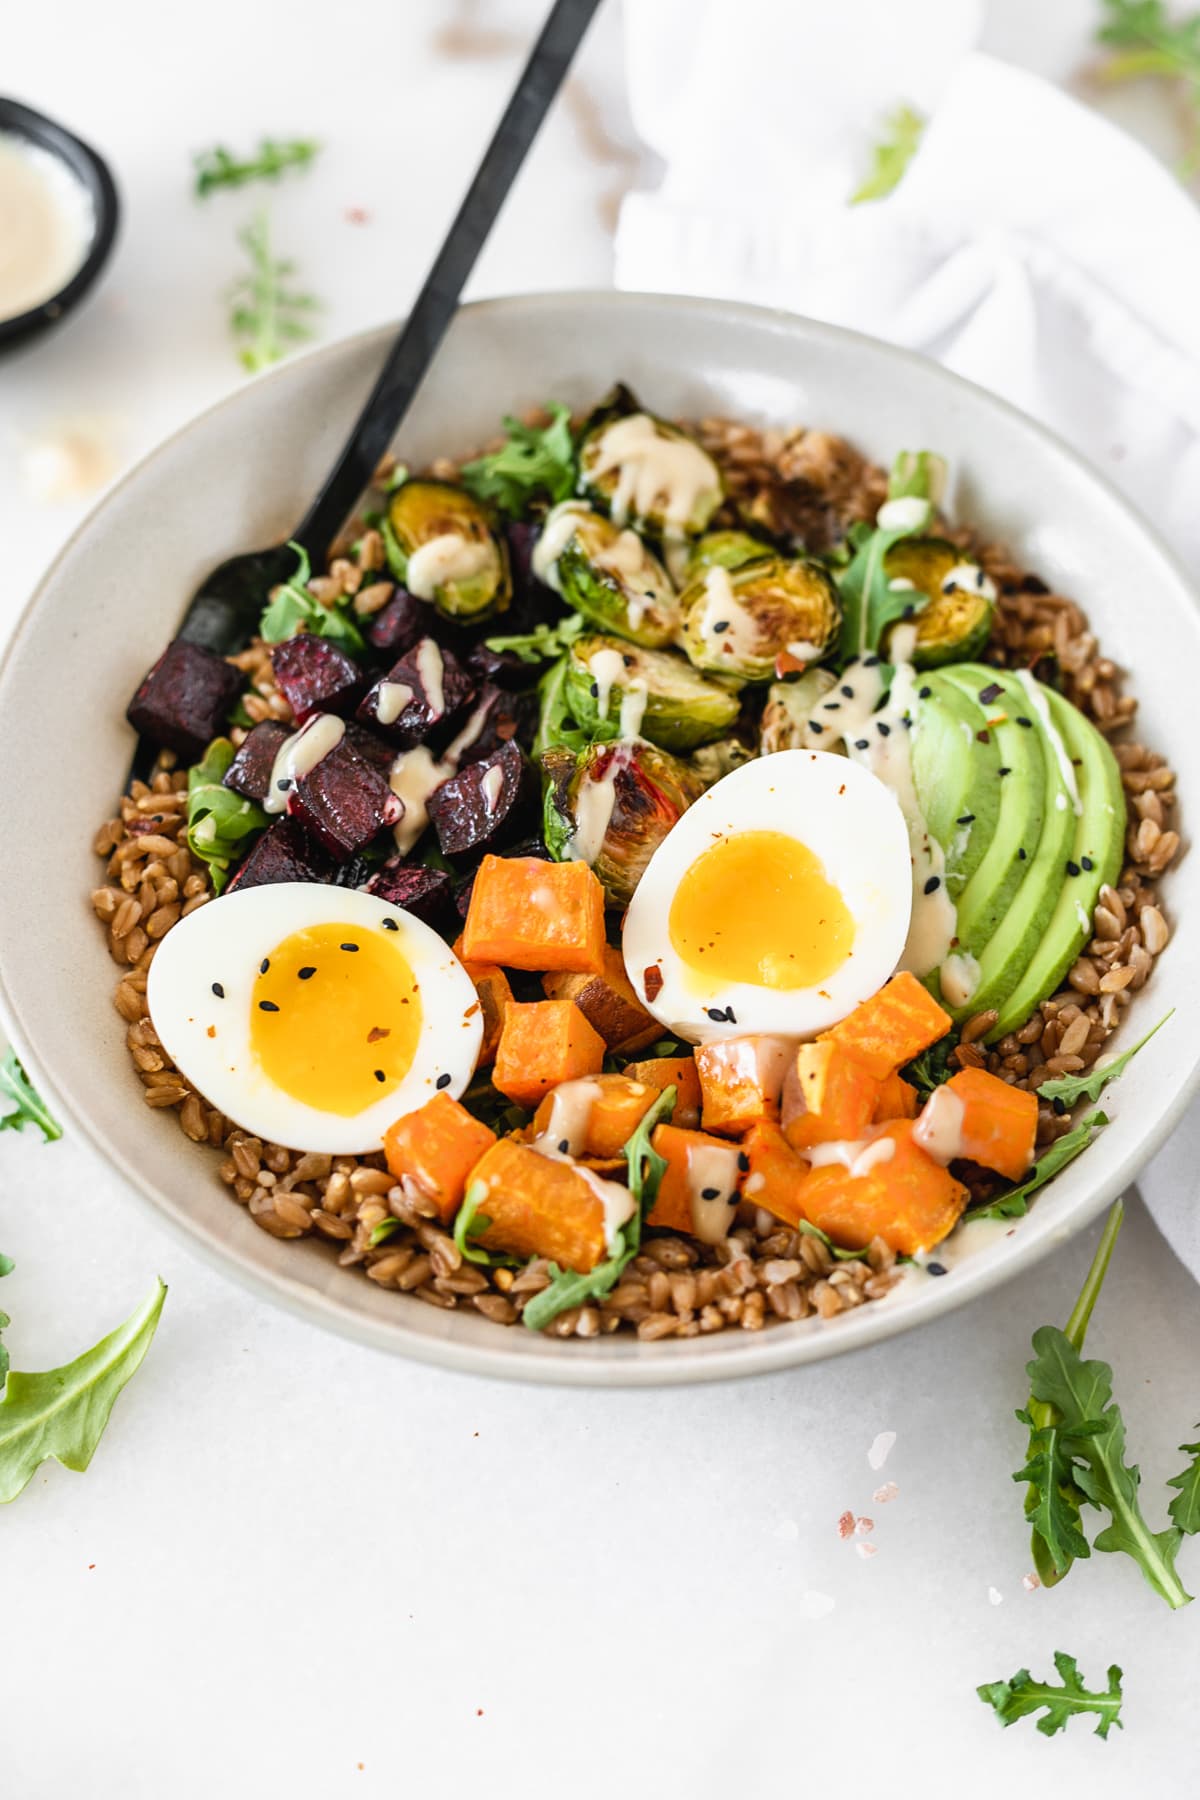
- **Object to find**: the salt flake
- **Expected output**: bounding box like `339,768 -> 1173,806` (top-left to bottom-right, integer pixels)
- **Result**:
836,1510 -> 855,1540
1022,1572 -> 1041,1593
855,1540 -> 878,1560
867,1430 -> 896,1471
987,1586 -> 1003,1606
873,1481 -> 899,1504
854,1516 -> 875,1536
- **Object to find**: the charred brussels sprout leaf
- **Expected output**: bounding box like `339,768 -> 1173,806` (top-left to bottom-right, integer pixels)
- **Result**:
684,530 -> 775,578
881,536 -> 994,668
759,667 -> 839,753
553,510 -> 681,649
577,385 -> 723,542
679,556 -> 841,683
542,740 -> 701,906
386,480 -> 510,622
564,635 -> 741,753
687,737 -> 755,788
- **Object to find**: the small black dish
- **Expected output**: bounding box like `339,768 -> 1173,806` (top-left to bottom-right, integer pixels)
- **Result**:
0,97 -> 120,352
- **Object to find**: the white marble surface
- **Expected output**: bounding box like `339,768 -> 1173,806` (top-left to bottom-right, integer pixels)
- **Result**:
3,4 -> 1199,1795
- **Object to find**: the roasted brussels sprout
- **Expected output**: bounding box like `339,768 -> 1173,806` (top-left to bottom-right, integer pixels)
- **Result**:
759,668 -> 839,754
881,537 -> 995,669
542,739 -> 701,907
531,501 -> 680,648
678,555 -> 841,683
386,479 -> 511,622
576,385 -> 724,543
684,530 -> 775,578
563,634 -> 741,753
687,737 -> 756,787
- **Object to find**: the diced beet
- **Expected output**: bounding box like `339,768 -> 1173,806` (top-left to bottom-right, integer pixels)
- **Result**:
223,721 -> 290,804
367,589 -> 426,658
126,638 -> 243,761
343,720 -> 397,776
357,638 -> 475,746
365,860 -> 455,927
227,819 -> 332,891
442,684 -> 529,767
427,740 -> 535,858
506,519 -> 557,608
286,735 -> 402,861
464,641 -> 532,692
271,635 -> 364,723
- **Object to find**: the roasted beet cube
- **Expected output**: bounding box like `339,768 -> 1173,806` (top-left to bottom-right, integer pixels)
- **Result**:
286,735 -> 402,861
464,641 -> 534,692
365,860 -> 455,926
343,720 -> 397,776
271,635 -> 363,723
227,819 -> 331,891
223,721 -> 290,804
126,638 -> 243,761
427,740 -> 535,857
367,589 -> 426,658
443,683 -> 530,767
506,519 -> 557,609
357,638 -> 475,746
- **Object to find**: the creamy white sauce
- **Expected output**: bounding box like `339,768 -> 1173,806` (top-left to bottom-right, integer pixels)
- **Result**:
941,951 -> 981,1009
785,639 -> 824,663
529,1121 -> 634,1252
696,565 -> 760,665
565,748 -> 625,865
405,532 -> 492,602
803,655 -> 888,748
685,1140 -> 742,1244
0,133 -> 94,322
594,528 -> 654,582
588,647 -> 627,717
888,577 -> 917,592
806,1132 -> 896,1178
876,496 -> 932,534
943,562 -> 998,602
1015,669 -> 1082,817
374,680 -> 415,726
888,621 -> 920,665
577,1164 -> 636,1251
913,1084 -> 966,1165
533,1079 -> 603,1157
481,764 -> 505,811
444,692 -> 493,763
618,681 -> 648,740
263,713 -> 346,815
414,638 -> 446,720
909,1212 -> 1016,1276
531,501 -> 591,592
588,413 -> 720,537
389,745 -> 451,855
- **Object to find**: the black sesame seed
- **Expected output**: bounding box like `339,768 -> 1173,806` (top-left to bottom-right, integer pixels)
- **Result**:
298,966 -> 316,980
700,1187 -> 721,1201
822,700 -> 841,711
382,919 -> 399,931
979,682 -> 1003,704
841,685 -> 855,699
211,982 -> 225,999
919,686 -> 932,699
877,721 -> 891,737
1052,1097 -> 1067,1116
623,655 -> 634,668
998,766 -> 1011,776
260,958 -> 270,974
737,1151 -> 750,1173
810,721 -> 825,733
863,654 -> 880,667
975,569 -> 987,589
558,1139 -> 570,1154
374,1069 -> 386,1083
1081,855 -> 1094,872
589,682 -> 599,698
258,1000 -> 280,1013
276,778 -> 292,792
855,738 -> 870,751
902,715 -> 914,728
927,1261 -> 948,1277
956,813 -> 975,826
1066,860 -> 1080,877
923,875 -> 940,895
1016,716 -> 1033,728
436,1072 -> 452,1090
340,942 -> 359,953
726,1008 -> 737,1024
1018,848 -> 1027,860
711,619 -> 730,632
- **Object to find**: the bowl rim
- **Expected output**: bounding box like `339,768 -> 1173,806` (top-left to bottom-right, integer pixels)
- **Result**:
3,288 -> 1198,1387
0,96 -> 120,349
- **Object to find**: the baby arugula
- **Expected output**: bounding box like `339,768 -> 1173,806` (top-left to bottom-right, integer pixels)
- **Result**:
968,1112 -> 1108,1223
834,449 -> 943,664
1038,1010 -> 1173,1109
978,1653 -> 1124,1740
0,1050 -> 62,1144
460,403 -> 577,516
259,540 -> 364,654
485,613 -> 585,667
186,740 -> 269,896
850,105 -> 926,206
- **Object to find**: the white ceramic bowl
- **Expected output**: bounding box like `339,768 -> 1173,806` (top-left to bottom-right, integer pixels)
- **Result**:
1,293 -> 1195,1386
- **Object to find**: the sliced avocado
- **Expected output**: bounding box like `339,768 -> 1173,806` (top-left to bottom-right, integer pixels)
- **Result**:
911,673 -> 1000,898
988,684 -> 1125,1040
937,667 -> 1048,957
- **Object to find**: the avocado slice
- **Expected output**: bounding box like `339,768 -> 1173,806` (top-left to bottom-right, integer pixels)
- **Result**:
911,674 -> 1000,898
988,682 -> 1125,1040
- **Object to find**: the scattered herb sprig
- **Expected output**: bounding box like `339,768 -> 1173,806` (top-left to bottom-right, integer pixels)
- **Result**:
259,540 -> 364,653
228,210 -> 321,374
186,740 -> 268,896
850,104 -> 926,205
0,1050 -> 62,1144
1096,2 -> 1200,171
978,1653 -> 1124,1739
0,1253 -> 12,1383
460,404 -> 577,516
194,138 -> 321,199
1038,1010 -> 1172,1107
485,613 -> 586,666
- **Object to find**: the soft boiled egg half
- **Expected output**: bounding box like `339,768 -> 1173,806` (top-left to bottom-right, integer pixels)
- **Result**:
148,883 -> 482,1154
623,751 -> 912,1044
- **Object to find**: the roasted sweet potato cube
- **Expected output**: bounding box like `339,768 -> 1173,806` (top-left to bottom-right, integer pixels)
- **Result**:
828,973 -> 952,1081
531,1072 -> 659,1161
472,1137 -> 624,1273
287,735 -> 402,860
492,1001 -> 606,1109
368,588 -> 425,657
427,740 -> 535,857
226,818 -> 331,891
873,1072 -> 919,1123
914,1066 -> 1038,1181
740,1121 -> 810,1229
795,1119 -> 967,1256
646,1123 -> 741,1240
621,1055 -> 702,1129
543,945 -> 661,1053
462,856 -> 607,974
696,1036 -> 794,1137
357,638 -> 474,745
365,860 -> 455,927
451,938 -> 514,1070
271,634 -> 363,722
784,1040 -> 880,1152
383,1093 -> 496,1226
222,721 -> 290,804
126,638 -> 243,761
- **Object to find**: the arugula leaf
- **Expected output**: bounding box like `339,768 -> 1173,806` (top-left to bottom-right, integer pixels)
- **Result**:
0,1254 -> 11,1383
967,1111 -> 1107,1222
228,210 -> 321,375
533,655 -> 620,760
449,1179 -> 523,1270
1097,2 -> 1200,171
1026,1324 -> 1191,1608
194,138 -> 320,199
977,1652 -> 1123,1740
902,1032 -> 958,1098
460,404 -> 577,516
259,540 -> 364,653
794,1218 -> 870,1264
1167,1435 -> 1200,1535
887,448 -> 946,507
1038,1009 -> 1172,1107
835,451 -> 939,663
522,1085 -> 676,1332
485,613 -> 585,666
850,104 -> 926,205
0,1279 -> 166,1505
1016,1413 -> 1093,1574
186,739 -> 268,896
0,1050 -> 62,1144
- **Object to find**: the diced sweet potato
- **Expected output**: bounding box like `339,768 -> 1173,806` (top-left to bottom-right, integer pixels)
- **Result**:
126,638 -> 243,761
873,1072 -> 919,1123
222,721 -> 290,804
827,973 -> 951,1081
795,1119 -> 967,1256
740,1120 -> 810,1229
543,945 -> 661,1053
367,589 -> 424,657
383,1093 -> 496,1226
449,940 -> 513,1070
427,740 -> 535,856
271,635 -> 363,722
785,1040 -> 880,1153
357,638 -> 474,745
472,1137 -> 619,1273
366,860 -> 455,927
462,856 -> 607,974
646,1123 -> 742,1240
696,1036 -> 794,1138
287,735 -> 402,861
914,1066 -> 1038,1182
621,1055 -> 702,1129
226,818 -> 331,890
531,1072 -> 658,1160
492,1001 -> 606,1110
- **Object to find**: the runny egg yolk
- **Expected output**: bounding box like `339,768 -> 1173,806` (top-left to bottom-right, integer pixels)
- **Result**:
249,923 -> 423,1117
667,829 -> 854,990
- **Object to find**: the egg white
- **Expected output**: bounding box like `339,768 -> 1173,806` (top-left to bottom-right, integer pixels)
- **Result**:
147,883 -> 482,1153
622,750 -> 912,1044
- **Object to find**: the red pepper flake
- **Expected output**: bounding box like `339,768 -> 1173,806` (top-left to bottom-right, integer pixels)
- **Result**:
644,965 -> 664,1001
836,1509 -> 855,1540
774,648 -> 808,678
476,1708 -> 485,1718
367,1025 -> 391,1043
88,1563 -> 96,1570
345,207 -> 371,225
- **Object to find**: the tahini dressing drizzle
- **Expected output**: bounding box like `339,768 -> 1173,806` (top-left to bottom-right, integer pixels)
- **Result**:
263,714 -> 346,815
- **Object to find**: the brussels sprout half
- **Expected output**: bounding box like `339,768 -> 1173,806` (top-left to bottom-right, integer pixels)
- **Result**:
554,510 -> 681,649
576,386 -> 724,542
759,667 -> 839,754
678,555 -> 841,683
881,536 -> 995,669
387,479 -> 511,622
684,530 -> 776,579
542,738 -> 701,907
563,634 -> 741,753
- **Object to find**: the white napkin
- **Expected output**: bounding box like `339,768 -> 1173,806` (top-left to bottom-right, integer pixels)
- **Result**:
614,0 -> 1200,1272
